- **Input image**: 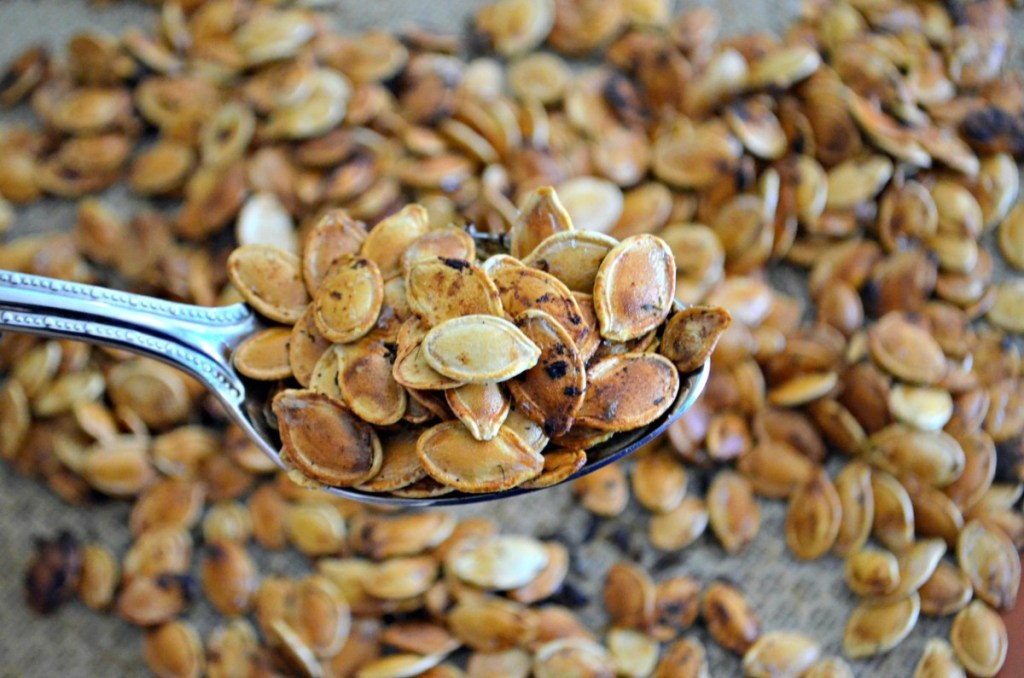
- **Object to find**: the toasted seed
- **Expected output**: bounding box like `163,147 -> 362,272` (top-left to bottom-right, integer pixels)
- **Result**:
143,621 -> 203,678
417,421 -> 543,493
519,448 -> 586,489
227,245 -> 309,324
361,205 -> 430,280
115,574 -> 192,627
868,313 -> 947,385
248,484 -> 288,551
880,539 -> 948,603
522,230 -> 618,293
708,471 -> 761,554
905,477 -> 965,546
422,315 -> 540,384
607,627 -> 659,678
913,638 -> 966,678
957,519 -> 1020,611
871,470 -> 916,552
510,186 -> 574,260
533,637 -> 615,678
845,547 -> 900,598
400,229 -> 475,277
123,527 -> 192,581
653,637 -> 709,678
659,306 -> 732,374
997,204 -> 1024,271
604,562 -> 656,630
950,601 -> 1007,677
802,656 -> 854,678
450,535 -> 549,591
631,447 -> 688,514
506,309 -> 586,438
273,389 -> 383,487
869,426 -> 966,488
475,0 -> 555,56
888,385 -> 954,432
0,378 -> 29,461
448,597 -> 537,652
357,430 -> 427,493
81,436 -> 155,497
832,461 -> 874,556
987,279 -> 1024,333
381,621 -> 457,657
364,556 -> 438,600
313,255 -> 384,344
507,541 -> 569,605
200,541 -> 257,616
77,544 -> 118,611
769,371 -> 838,408
202,502 -> 252,544
702,581 -> 760,655
490,264 -> 589,349
785,469 -> 841,560
350,512 -> 456,560
287,305 -> 332,388
556,176 -> 624,235
649,496 -> 708,551
268,618 -> 324,678
285,502 -> 346,558
593,234 -> 676,342
843,593 -> 920,659
339,339 -> 407,426
233,327 -> 293,381
576,353 -> 679,431
919,561 -> 973,617
393,339 -> 464,391
742,631 -> 821,678
406,258 -> 503,328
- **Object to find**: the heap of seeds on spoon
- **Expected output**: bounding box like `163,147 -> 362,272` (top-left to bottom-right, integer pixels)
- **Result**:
1,0 -> 1023,675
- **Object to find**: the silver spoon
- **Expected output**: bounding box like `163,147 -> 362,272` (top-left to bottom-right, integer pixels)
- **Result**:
0,268 -> 709,507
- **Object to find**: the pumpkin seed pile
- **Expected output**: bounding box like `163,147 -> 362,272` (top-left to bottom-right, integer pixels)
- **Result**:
3,0 -> 1024,674
229,194 -> 711,495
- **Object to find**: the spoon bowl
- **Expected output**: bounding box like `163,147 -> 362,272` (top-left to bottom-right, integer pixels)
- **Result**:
0,268 -> 708,507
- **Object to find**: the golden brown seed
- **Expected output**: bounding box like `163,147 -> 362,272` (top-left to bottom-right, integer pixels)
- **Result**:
407,258 -> 503,328
919,561 -> 973,618
489,264 -> 589,350
129,478 -> 205,537
448,597 -> 538,652
350,512 -> 455,560
508,541 -> 569,605
81,436 -> 155,497
913,638 -> 966,678
475,0 -> 556,56
802,656 -> 854,678
785,469 -> 841,560
361,205 -> 430,280
449,535 -> 549,591
607,627 -> 659,678
227,245 -> 309,324
422,315 -> 541,384
768,371 -> 839,407
649,496 -> 708,551
845,548 -> 900,598
206,619 -> 259,678
416,421 -> 543,493
707,471 -> 761,554
115,574 -> 191,627
987,279 -> 1024,333
339,339 -> 407,426
510,186 -> 575,260
248,484 -> 288,551
957,519 -> 1020,611
842,593 -> 920,659
653,636 -> 709,678
273,389 -> 383,488
950,601 -> 1007,678
833,461 -> 874,556
631,447 -> 687,514
997,203 -> 1024,271
602,562 -> 655,632
364,556 -> 438,600
233,327 -> 293,381
143,621 -> 203,678
575,353 -> 679,432
522,230 -> 618,293
77,544 -> 119,611
742,631 -> 821,678
702,581 -> 760,655
0,378 -> 29,461
868,312 -> 947,386
659,305 -> 732,373
200,541 -> 257,616
556,176 -> 625,235
313,255 -> 384,344
533,637 -> 615,678
357,430 -> 427,493
519,448 -> 586,490
202,502 -> 253,544
506,309 -> 586,438
871,470 -> 916,552
593,234 -> 676,342
869,426 -> 966,488
285,502 -> 346,558
571,464 -> 628,517
446,383 -> 511,443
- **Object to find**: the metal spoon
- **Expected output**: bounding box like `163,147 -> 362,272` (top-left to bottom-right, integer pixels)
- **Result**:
0,268 -> 709,507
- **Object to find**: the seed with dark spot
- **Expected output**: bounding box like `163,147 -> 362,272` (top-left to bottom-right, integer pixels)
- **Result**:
545,360 -> 569,379
442,257 -> 470,270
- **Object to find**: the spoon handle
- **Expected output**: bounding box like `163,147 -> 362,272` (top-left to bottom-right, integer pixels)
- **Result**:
0,269 -> 260,407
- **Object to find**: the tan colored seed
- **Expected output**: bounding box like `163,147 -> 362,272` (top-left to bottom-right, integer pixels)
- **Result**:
77,544 -> 119,611
660,305 -> 732,373
313,255 -> 384,344
273,389 -> 383,488
533,637 -> 615,678
843,592 -> 920,659
520,448 -> 586,490
202,501 -> 253,544
200,540 -> 257,616
233,327 -> 293,381
869,426 -> 966,488
833,461 -> 874,556
361,205 -> 430,280
575,353 -> 679,432
422,315 -> 540,384
802,656 -> 854,678
407,258 -> 503,328
607,627 -> 659,678
593,234 -> 676,342
871,470 -> 916,552
950,601 -> 1008,677
285,502 -> 346,557
649,496 -> 708,551
957,519 -> 1020,611
913,638 -> 966,678
845,548 -> 900,598
448,597 -> 538,652
522,230 -> 618,293
919,561 -> 973,618
702,581 -> 760,655
707,471 -> 761,554
227,245 -> 309,324
449,535 -> 548,591
987,279 -> 1024,333
742,631 -> 821,678
143,621 -> 204,678
868,312 -> 947,385
417,421 -> 543,493
785,469 -> 841,560
604,561 -> 656,630
338,339 -> 407,426
653,636 -> 709,678
556,176 -> 624,235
